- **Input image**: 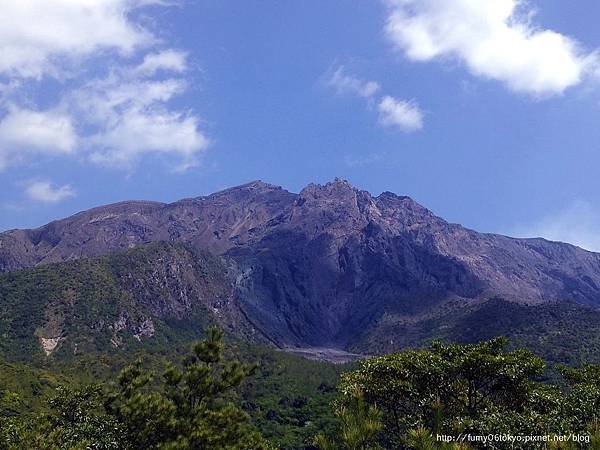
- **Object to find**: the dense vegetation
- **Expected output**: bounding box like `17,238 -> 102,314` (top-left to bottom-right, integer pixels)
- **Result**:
0,327 -> 269,449
321,338 -> 600,449
1,333 -> 600,449
353,298 -> 600,366
0,333 -> 345,449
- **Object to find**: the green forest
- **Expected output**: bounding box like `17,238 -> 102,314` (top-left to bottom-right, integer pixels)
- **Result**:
0,329 -> 599,450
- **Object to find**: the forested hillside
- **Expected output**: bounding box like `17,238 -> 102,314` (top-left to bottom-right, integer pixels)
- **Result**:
1,332 -> 599,449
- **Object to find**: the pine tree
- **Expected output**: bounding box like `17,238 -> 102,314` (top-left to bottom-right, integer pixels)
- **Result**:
106,326 -> 269,449
314,388 -> 382,450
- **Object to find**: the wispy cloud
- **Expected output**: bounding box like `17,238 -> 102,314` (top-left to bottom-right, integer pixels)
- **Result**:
384,0 -> 599,96
325,64 -> 424,132
344,152 -> 385,167
327,66 -> 380,98
511,200 -> 600,252
24,181 -> 76,204
134,50 -> 188,76
378,96 -> 423,132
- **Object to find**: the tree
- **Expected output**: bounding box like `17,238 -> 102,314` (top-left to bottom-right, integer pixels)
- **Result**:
560,364 -> 600,430
338,338 -> 547,448
557,365 -> 600,449
0,384 -> 122,450
106,326 -> 269,449
0,327 -> 269,449
314,388 -> 382,450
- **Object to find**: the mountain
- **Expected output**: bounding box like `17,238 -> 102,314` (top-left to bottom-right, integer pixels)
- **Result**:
2,179 -> 600,359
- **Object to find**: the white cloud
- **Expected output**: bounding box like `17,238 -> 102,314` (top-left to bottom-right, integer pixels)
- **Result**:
378,95 -> 423,131
327,66 -> 380,98
511,200 -> 600,252
0,0 -> 158,79
0,1 -> 209,173
0,107 -> 77,169
24,181 -> 75,204
71,59 -> 208,170
384,0 -> 598,95
88,108 -> 208,171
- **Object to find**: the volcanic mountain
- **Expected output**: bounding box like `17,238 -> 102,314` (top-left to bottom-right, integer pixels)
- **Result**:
2,179 -> 600,359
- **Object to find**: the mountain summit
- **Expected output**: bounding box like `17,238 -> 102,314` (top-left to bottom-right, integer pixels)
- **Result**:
2,180 -> 600,353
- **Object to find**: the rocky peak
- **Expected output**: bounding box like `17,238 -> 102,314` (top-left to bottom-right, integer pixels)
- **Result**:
297,178 -> 374,211
293,179 -> 442,236
284,179 -> 381,240
299,177 -> 354,197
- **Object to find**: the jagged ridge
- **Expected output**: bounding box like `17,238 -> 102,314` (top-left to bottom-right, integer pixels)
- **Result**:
2,179 -> 600,352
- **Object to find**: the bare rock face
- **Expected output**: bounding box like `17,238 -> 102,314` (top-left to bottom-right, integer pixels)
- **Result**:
2,179 -> 600,349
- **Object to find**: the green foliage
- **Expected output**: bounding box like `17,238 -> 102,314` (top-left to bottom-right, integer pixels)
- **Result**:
0,340 -> 343,449
0,328 -> 269,449
104,326 -> 268,449
558,365 -> 600,431
340,338 -> 542,447
338,338 -> 600,449
3,325 -> 600,449
356,298 -> 600,366
0,384 -> 122,450
314,388 -> 382,450
238,345 -> 346,449
0,360 -> 65,414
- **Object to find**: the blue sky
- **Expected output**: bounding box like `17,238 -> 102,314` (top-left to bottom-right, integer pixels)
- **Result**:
1,1 -> 600,251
